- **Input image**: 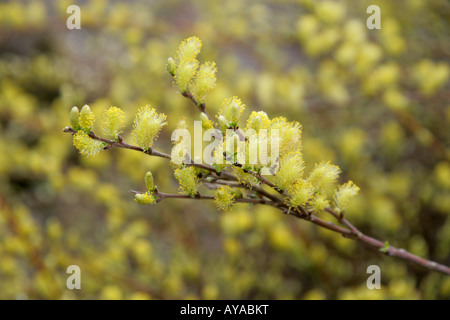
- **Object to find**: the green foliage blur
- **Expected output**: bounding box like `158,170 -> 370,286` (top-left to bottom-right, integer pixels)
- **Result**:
0,0 -> 449,299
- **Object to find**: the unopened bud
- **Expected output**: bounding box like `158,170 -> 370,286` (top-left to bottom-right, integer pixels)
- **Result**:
145,171 -> 154,191
218,115 -> 229,132
69,106 -> 80,130
166,57 -> 176,76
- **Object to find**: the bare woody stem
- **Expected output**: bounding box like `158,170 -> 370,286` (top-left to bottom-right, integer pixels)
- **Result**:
131,190 -> 280,207
181,91 -> 212,121
64,126 -> 450,275
323,208 -> 450,275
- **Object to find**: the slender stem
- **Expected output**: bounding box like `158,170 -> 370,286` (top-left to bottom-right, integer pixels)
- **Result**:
202,180 -> 247,189
324,208 -> 450,274
181,90 -> 212,121
137,190 -> 278,206
162,188 -> 450,275
280,206 -> 355,237
325,208 -> 359,235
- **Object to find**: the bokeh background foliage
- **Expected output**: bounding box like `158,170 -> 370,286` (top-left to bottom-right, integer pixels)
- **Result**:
0,0 -> 449,299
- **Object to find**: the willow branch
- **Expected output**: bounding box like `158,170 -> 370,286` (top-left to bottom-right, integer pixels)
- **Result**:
64,127 -> 450,275
64,127 -> 281,203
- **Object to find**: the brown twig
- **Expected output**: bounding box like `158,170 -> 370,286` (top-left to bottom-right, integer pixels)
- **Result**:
324,208 -> 450,274
181,90 -> 212,121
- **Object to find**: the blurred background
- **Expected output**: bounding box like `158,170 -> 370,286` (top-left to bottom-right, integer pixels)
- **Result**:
0,0 -> 449,299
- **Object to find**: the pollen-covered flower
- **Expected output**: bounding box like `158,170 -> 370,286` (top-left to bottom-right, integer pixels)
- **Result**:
79,105 -> 95,132
286,180 -> 315,208
307,162 -> 341,192
211,143 -> 226,172
73,131 -> 106,157
218,97 -> 245,128
173,37 -> 203,93
132,105 -> 167,151
218,115 -> 229,132
174,166 -> 199,196
309,193 -> 330,214
230,166 -> 259,187
175,60 -> 199,93
191,61 -> 217,103
134,192 -> 157,205
274,152 -> 304,190
102,106 -> 125,139
200,112 -> 214,130
245,111 -> 271,132
175,36 -> 202,64
334,181 -> 360,213
271,117 -> 302,154
215,186 -> 236,211
69,106 -> 80,130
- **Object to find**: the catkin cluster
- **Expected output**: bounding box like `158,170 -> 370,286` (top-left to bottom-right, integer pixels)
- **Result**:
68,37 -> 359,215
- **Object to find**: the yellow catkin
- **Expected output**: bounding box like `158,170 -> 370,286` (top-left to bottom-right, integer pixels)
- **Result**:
274,152 -> 304,190
73,131 -> 106,157
191,61 -> 217,103
271,117 -> 302,154
309,193 -> 330,214
175,36 -> 202,64
307,162 -> 341,192
334,181 -> 360,212
132,105 -> 167,151
215,186 -> 236,211
79,105 -> 95,132
286,180 -> 315,208
134,192 -> 157,205
218,97 -> 245,127
174,167 -> 199,196
245,111 -> 271,132
102,106 -> 125,139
